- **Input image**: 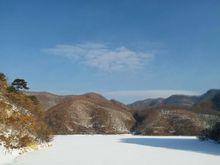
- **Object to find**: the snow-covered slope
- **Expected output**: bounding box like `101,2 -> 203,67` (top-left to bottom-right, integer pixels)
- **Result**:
0,146 -> 19,165
2,135 -> 219,165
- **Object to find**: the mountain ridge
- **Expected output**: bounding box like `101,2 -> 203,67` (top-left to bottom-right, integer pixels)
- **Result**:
27,89 -> 220,135
128,89 -> 220,115
44,92 -> 135,134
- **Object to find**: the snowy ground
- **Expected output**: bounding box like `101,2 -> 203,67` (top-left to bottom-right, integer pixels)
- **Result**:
0,146 -> 19,165
1,135 -> 220,165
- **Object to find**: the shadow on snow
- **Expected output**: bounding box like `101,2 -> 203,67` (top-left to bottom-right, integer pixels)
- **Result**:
120,137 -> 220,156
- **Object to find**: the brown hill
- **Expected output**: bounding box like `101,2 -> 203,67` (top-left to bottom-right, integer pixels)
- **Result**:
45,93 -> 135,134
128,89 -> 220,115
26,91 -> 68,110
30,90 -> 220,136
128,95 -> 198,111
192,89 -> 220,115
0,74 -> 52,149
132,107 -> 205,135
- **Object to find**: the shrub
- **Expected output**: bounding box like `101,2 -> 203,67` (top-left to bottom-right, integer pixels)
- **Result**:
7,86 -> 17,93
0,73 -> 7,90
198,122 -> 220,143
34,122 -> 53,143
28,95 -> 39,105
0,73 -> 6,81
212,93 -> 220,111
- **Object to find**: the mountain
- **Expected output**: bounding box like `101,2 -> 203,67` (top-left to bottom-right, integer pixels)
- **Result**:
1,71 -> 219,138
131,107 -> 204,135
45,93 -> 135,134
26,92 -> 68,110
128,98 -> 164,111
110,99 -> 131,110
128,89 -> 220,114
128,89 -> 220,135
192,89 -> 220,115
29,89 -> 220,135
163,95 -> 198,108
128,95 -> 199,111
198,89 -> 220,102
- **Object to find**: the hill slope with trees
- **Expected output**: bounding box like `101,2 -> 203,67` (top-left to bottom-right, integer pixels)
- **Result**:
45,93 -> 135,134
0,73 -> 53,150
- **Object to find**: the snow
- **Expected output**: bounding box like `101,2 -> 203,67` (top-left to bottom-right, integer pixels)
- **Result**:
0,147 -> 19,165
1,135 -> 220,165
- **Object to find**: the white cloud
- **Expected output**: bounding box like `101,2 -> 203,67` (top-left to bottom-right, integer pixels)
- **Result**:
43,43 -> 153,72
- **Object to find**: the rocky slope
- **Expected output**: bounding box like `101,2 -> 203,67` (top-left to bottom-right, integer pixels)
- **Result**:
45,93 -> 135,134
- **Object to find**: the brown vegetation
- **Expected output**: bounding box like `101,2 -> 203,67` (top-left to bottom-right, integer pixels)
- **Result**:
45,93 -> 135,134
0,73 -> 53,150
131,106 -> 205,135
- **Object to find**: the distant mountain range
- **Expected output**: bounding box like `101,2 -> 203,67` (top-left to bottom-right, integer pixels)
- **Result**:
127,89 -> 220,135
128,89 -> 220,114
27,89 -> 220,135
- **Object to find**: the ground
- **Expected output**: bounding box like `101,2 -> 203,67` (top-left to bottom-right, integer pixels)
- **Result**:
1,135 -> 220,165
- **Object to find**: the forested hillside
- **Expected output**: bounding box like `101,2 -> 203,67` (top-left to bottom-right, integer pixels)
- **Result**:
0,73 -> 53,150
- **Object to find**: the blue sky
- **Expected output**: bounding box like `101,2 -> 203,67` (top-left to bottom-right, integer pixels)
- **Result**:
0,0 -> 220,103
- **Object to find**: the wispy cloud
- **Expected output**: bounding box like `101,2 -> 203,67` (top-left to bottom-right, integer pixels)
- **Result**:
43,43 -> 153,72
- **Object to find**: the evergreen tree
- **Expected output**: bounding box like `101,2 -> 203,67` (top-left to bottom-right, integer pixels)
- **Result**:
11,79 -> 29,91
0,73 -> 6,82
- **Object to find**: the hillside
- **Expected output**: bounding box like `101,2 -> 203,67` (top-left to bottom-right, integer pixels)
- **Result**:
128,98 -> 163,111
0,73 -> 53,149
192,89 -> 220,115
128,89 -> 220,135
26,92 -> 67,110
163,95 -> 198,108
132,107 -> 210,135
128,95 -> 199,111
45,93 -> 135,134
29,90 -> 220,136
128,90 -> 220,114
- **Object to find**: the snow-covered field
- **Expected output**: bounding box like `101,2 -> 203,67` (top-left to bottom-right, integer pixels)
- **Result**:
1,135 -> 220,165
